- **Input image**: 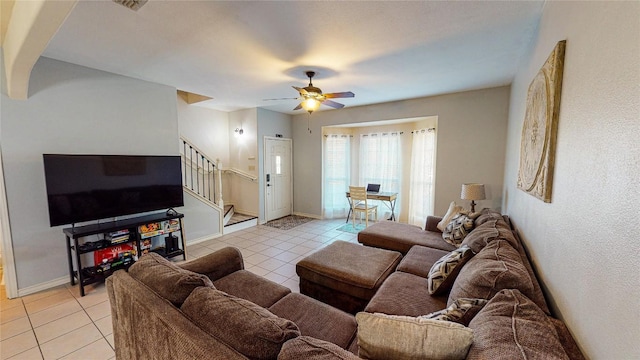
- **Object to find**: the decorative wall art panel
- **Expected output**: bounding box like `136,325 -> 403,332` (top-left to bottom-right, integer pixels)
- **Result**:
517,40 -> 566,202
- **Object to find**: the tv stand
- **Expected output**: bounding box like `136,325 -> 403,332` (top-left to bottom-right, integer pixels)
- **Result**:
63,212 -> 186,296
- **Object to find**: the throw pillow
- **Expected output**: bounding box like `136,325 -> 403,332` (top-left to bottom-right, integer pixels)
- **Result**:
442,213 -> 475,246
437,201 -> 465,231
127,252 -> 214,306
181,287 -> 300,360
355,312 -> 473,360
467,289 -> 569,359
421,298 -> 488,326
278,336 -> 360,360
427,245 -> 474,295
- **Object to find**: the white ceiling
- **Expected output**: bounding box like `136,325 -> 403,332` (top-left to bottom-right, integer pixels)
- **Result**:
42,0 -> 544,114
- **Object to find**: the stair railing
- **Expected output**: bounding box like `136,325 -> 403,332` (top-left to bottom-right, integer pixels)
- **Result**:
180,137 -> 218,206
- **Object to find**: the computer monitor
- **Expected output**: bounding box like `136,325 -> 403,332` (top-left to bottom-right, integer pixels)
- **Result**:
366,183 -> 381,193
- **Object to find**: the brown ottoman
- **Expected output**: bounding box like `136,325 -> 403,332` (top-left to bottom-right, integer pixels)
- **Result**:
296,241 -> 402,314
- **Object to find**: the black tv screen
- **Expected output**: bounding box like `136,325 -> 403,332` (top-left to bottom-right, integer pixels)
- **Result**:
43,154 -> 184,226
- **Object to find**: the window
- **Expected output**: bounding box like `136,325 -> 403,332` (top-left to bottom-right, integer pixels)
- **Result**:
359,132 -> 402,219
323,135 -> 351,219
408,128 -> 436,227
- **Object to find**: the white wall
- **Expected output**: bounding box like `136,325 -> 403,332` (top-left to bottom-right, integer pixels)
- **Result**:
177,94 -> 230,165
176,95 -> 229,240
502,2 -> 640,358
0,57 -> 179,290
228,109 -> 259,216
292,86 -> 510,219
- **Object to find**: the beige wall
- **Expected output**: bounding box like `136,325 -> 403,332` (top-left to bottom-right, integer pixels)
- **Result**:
502,2 -> 640,358
292,86 -> 510,219
228,108 -> 259,216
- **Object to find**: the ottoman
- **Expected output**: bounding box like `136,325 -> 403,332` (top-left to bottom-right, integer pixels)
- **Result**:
296,240 -> 402,314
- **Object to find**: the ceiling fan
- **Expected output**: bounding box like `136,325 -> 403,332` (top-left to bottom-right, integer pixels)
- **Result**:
266,71 -> 355,114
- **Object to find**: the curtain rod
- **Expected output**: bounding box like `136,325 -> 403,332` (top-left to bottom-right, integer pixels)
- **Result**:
411,127 -> 436,134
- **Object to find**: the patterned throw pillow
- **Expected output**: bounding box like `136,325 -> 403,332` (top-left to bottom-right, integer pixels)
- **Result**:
427,245 -> 473,295
442,213 -> 475,246
421,298 -> 488,326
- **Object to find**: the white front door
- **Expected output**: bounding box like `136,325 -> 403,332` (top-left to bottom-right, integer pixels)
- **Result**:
264,137 -> 293,221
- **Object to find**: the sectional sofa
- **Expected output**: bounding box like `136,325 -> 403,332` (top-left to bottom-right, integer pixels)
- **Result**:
106,209 -> 584,359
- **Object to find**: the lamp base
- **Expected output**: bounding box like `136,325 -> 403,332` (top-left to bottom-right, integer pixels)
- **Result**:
470,201 -> 476,213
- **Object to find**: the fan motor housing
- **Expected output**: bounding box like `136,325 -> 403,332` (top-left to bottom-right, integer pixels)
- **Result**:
304,86 -> 323,96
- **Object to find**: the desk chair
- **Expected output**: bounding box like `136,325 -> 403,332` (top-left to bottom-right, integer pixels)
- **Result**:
349,186 -> 378,228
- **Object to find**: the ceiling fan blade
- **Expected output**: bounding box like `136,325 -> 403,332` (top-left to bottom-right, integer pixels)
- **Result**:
263,97 -> 299,101
324,91 -> 355,99
293,103 -> 303,111
322,99 -> 345,109
292,86 -> 308,96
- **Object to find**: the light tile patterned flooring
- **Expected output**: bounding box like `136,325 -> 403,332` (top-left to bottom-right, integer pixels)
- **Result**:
0,218 -> 357,359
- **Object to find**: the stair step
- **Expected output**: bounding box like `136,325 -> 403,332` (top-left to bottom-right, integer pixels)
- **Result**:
225,213 -> 257,227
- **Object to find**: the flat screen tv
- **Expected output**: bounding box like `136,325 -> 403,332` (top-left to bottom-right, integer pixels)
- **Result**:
43,154 -> 184,227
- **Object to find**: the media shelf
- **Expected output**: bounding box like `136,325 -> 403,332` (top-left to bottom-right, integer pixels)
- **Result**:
64,212 -> 186,296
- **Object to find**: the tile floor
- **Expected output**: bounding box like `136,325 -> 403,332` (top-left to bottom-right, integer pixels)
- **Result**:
1,218 -> 358,360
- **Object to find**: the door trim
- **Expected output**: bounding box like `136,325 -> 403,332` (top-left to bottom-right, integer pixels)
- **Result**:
263,137 -> 293,222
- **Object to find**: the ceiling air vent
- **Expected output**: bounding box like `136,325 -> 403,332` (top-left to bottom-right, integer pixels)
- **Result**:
112,0 -> 148,11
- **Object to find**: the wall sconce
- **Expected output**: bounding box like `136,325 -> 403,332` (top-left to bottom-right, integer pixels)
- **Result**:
235,128 -> 244,135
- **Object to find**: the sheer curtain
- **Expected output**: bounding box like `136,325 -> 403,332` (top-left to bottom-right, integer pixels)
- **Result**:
323,135 -> 351,219
408,128 -> 436,227
359,132 -> 402,220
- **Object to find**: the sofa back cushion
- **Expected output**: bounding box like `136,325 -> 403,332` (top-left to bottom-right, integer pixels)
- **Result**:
127,252 -> 214,306
181,287 -> 300,360
448,240 -> 534,307
278,336 -> 360,360
467,289 -> 569,360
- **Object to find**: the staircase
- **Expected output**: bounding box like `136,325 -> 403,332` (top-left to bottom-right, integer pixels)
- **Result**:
223,205 -> 258,233
181,137 -> 258,235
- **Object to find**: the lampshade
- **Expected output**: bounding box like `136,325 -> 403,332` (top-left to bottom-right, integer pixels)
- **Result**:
461,183 -> 486,201
301,98 -> 321,114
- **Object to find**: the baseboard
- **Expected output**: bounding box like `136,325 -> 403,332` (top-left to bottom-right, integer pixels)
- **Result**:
292,212 -> 322,220
233,207 -> 258,217
187,233 -> 222,246
18,276 -> 69,298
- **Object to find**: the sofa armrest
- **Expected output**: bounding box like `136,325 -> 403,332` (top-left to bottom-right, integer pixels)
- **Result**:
178,247 -> 244,282
425,216 -> 443,233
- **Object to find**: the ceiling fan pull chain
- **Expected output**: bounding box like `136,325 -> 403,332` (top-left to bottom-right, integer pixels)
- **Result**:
307,114 -> 312,134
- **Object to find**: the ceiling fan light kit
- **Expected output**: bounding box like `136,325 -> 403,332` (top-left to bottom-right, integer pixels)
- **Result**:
292,71 -> 354,114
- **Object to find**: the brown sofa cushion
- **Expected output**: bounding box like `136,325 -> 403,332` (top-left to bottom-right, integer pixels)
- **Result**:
396,245 -> 450,278
127,252 -> 213,306
365,272 -> 447,317
358,221 -> 456,254
269,293 -> 358,349
448,240 -> 534,307
427,245 -> 474,295
356,312 -> 474,360
214,269 -> 291,308
278,336 -> 360,360
467,289 -> 569,360
181,287 -> 300,360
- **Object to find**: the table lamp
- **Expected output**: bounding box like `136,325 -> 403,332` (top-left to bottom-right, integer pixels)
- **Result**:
461,183 -> 485,213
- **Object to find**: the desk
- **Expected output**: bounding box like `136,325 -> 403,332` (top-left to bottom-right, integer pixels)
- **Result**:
346,191 -> 398,222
